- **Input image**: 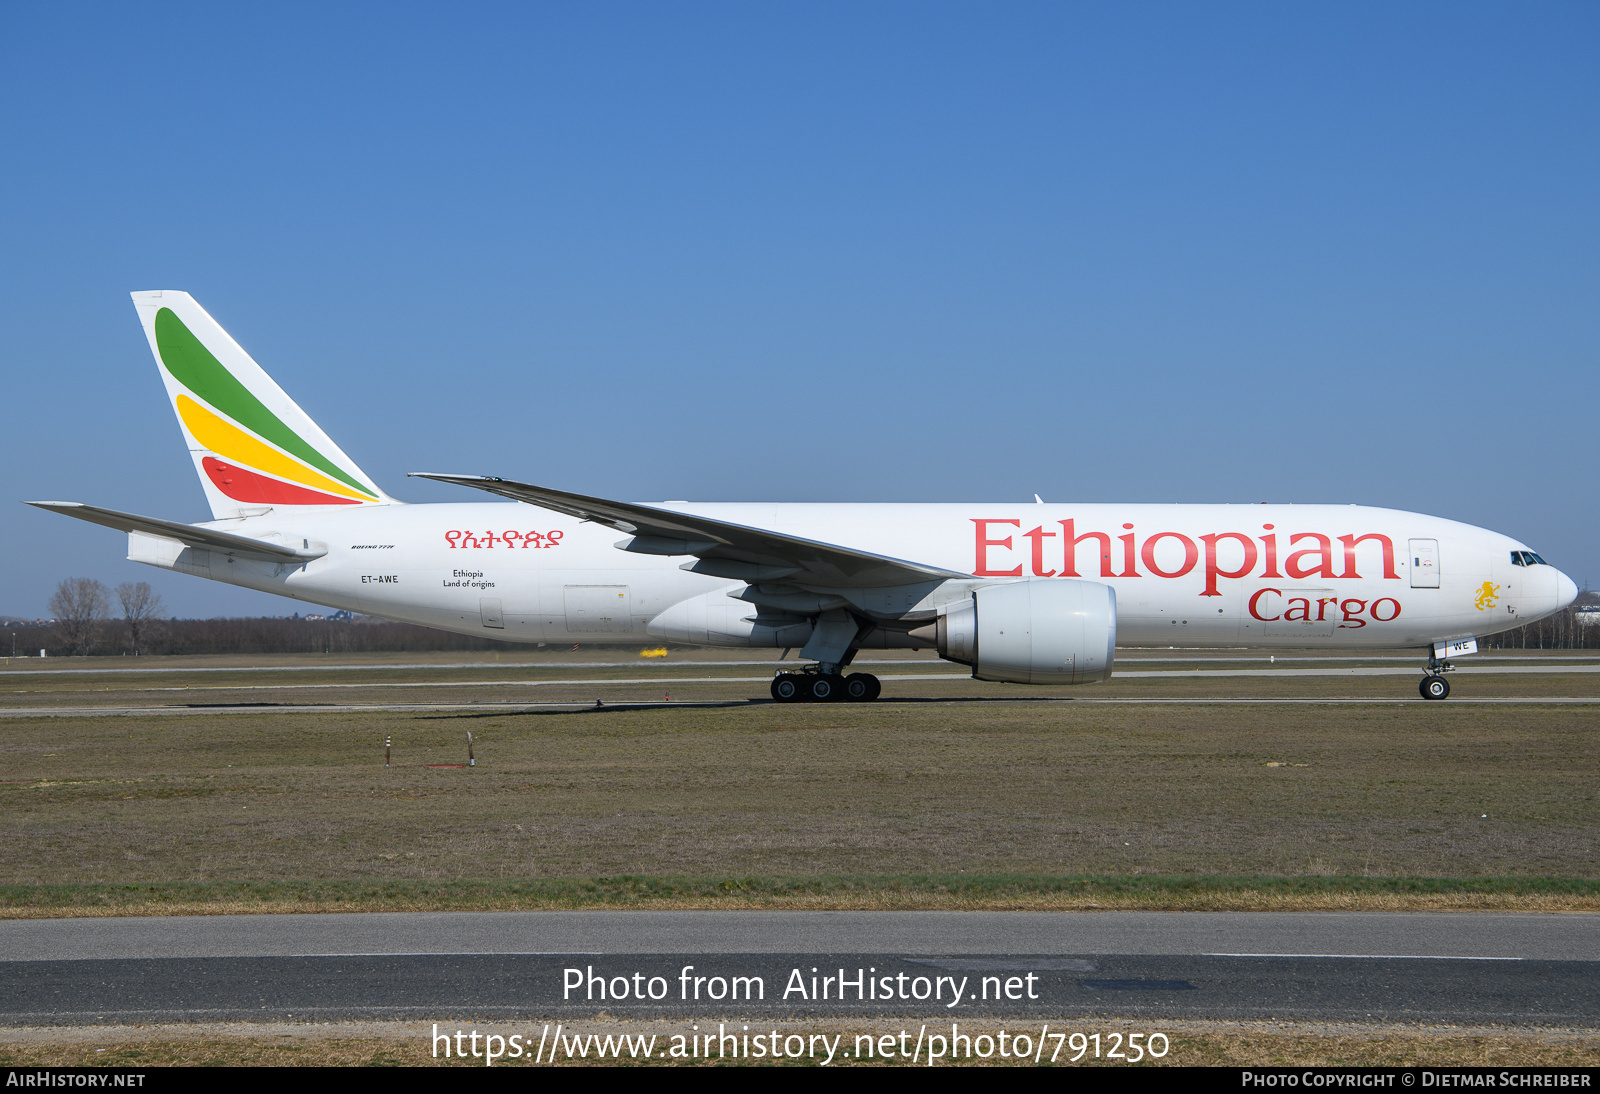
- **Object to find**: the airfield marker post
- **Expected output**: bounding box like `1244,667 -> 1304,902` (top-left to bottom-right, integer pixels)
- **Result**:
467,732 -> 475,767
385,735 -> 391,767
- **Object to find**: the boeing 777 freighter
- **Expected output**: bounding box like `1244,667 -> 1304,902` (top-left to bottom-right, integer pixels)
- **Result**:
30,292 -> 1578,701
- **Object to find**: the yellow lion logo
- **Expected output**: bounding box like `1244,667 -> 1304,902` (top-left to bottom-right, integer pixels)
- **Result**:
1475,581 -> 1499,611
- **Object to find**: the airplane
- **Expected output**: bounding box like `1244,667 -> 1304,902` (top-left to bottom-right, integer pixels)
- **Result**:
29,291 -> 1579,702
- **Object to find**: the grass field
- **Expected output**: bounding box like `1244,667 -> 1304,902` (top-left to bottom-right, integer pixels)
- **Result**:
2,647 -> 1597,915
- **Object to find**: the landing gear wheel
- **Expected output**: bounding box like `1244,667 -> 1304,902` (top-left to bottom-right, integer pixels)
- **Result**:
844,673 -> 881,702
771,674 -> 803,703
807,673 -> 843,702
1420,675 -> 1450,701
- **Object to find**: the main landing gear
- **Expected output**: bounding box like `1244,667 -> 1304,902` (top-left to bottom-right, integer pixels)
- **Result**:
771,671 -> 882,703
773,610 -> 880,702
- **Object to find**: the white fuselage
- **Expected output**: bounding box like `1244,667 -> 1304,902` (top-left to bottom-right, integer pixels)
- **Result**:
134,500 -> 1573,651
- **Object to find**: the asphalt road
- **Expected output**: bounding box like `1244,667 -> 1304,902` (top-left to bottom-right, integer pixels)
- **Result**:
3,912 -> 1596,1025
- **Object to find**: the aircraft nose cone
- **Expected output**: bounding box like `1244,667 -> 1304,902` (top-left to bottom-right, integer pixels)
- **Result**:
1556,570 -> 1578,611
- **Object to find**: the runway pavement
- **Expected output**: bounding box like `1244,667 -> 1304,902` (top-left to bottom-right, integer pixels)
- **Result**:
9,664 -> 1600,694
2,655 -> 1594,677
3,912 -> 1597,1025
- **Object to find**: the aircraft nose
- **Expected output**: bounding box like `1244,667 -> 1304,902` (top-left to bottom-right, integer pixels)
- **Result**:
1556,570 -> 1578,611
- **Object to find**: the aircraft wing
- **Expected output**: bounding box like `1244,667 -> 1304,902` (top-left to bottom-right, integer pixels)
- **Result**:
26,502 -> 325,562
409,474 -> 963,589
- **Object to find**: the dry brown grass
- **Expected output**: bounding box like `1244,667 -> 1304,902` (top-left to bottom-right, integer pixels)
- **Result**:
1,651 -> 1596,914
4,885 -> 1600,918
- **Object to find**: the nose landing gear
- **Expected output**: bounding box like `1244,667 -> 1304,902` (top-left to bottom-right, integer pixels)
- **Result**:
1420,651 -> 1454,700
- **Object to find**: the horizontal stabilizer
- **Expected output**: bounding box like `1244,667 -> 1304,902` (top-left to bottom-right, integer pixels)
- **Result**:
409,474 -> 962,589
26,502 -> 326,562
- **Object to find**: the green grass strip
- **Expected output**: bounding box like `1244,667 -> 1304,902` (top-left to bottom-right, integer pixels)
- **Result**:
3,874 -> 1599,915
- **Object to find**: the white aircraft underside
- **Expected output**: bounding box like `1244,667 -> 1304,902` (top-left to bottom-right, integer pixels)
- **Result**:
29,291 -> 1579,702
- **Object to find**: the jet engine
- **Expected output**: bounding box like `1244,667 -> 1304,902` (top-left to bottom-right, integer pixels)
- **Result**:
923,578 -> 1116,685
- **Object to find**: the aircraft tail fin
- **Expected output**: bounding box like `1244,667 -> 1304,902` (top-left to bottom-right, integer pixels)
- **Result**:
130,291 -> 394,519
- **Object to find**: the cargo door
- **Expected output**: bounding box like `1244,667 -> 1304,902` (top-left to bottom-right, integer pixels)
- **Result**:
1409,539 -> 1440,588
564,585 -> 632,632
1260,588 -> 1338,637
479,597 -> 504,629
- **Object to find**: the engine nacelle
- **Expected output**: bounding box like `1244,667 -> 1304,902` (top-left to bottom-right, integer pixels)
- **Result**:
936,579 -> 1116,685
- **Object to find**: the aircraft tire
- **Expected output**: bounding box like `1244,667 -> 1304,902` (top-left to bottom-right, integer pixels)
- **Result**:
771,674 -> 804,703
1420,676 -> 1450,701
807,674 -> 843,702
844,673 -> 880,702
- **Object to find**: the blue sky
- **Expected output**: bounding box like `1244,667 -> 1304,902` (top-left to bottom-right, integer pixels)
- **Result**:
2,2 -> 1596,617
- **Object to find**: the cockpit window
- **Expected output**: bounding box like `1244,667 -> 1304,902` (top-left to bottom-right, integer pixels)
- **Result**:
1512,551 -> 1527,566
1512,551 -> 1548,566
1531,553 -> 1548,565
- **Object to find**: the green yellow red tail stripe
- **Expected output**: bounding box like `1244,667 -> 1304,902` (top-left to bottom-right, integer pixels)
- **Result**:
200,457 -> 362,506
139,297 -> 387,511
175,395 -> 372,501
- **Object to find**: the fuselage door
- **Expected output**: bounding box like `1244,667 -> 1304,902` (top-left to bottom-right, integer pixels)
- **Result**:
1260,588 -> 1338,637
480,597 -> 504,629
565,585 -> 633,632
1409,539 -> 1440,588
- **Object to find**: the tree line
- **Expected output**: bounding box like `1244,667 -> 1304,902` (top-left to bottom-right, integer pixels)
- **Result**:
1481,597 -> 1600,650
8,578 -> 542,656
